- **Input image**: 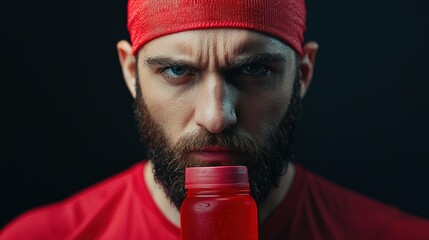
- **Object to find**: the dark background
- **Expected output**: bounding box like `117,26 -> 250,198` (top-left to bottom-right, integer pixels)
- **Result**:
1,0 -> 429,228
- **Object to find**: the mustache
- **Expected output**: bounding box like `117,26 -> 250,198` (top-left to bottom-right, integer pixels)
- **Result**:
169,128 -> 262,160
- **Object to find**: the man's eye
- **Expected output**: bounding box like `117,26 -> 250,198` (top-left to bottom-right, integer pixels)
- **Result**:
162,66 -> 190,77
240,64 -> 269,75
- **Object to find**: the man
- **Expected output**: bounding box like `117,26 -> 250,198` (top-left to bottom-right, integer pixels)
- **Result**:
1,0 -> 429,239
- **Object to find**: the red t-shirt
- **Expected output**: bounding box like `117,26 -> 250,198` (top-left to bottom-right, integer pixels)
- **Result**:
1,161 -> 428,240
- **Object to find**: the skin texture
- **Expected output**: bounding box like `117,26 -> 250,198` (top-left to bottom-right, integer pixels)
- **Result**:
117,29 -> 318,226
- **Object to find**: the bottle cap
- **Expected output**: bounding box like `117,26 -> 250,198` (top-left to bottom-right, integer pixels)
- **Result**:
185,166 -> 250,189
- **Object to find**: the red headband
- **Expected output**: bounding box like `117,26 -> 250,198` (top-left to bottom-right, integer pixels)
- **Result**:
127,0 -> 306,56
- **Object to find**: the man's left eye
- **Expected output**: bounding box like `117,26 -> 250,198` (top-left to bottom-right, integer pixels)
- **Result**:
162,66 -> 191,77
240,64 -> 269,75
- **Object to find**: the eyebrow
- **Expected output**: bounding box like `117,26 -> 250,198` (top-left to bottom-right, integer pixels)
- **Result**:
145,57 -> 195,68
231,53 -> 286,68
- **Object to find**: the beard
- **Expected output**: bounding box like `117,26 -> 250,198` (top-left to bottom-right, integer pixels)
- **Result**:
133,75 -> 301,210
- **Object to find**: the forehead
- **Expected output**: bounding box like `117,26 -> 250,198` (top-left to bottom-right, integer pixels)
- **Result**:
137,29 -> 296,61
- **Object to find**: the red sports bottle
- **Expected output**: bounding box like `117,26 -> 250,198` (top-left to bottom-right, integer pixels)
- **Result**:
180,166 -> 258,240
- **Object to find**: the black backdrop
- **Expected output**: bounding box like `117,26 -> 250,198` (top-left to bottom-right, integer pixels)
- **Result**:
1,0 -> 429,227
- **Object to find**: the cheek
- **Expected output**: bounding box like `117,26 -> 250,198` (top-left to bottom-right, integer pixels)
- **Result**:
138,78 -> 195,144
239,94 -> 290,137
236,81 -> 293,141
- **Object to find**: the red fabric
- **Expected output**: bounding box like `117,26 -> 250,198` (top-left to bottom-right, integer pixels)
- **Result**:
127,0 -> 306,56
2,162 -> 429,240
0,163 -> 180,240
260,165 -> 429,240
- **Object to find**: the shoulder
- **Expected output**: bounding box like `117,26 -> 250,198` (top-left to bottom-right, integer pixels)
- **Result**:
299,165 -> 429,239
0,162 -> 146,240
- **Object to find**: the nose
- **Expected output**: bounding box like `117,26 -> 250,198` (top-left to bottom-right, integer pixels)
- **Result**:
194,73 -> 237,133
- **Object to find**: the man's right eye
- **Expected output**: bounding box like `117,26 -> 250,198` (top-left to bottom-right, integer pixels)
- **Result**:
162,66 -> 191,78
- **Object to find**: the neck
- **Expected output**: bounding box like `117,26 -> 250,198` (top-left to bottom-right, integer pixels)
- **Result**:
143,160 -> 296,227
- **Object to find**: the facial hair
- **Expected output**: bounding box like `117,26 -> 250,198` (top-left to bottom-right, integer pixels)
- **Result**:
133,75 -> 302,210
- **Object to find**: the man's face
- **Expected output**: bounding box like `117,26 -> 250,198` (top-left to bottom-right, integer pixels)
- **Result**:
133,29 -> 301,209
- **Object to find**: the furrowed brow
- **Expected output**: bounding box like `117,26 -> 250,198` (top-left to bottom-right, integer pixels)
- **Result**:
231,53 -> 286,68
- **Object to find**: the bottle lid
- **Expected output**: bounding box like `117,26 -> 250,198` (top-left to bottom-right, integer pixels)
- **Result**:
185,166 -> 250,189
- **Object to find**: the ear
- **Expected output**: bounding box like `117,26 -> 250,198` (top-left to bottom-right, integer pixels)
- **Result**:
299,41 -> 319,98
117,40 -> 137,98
